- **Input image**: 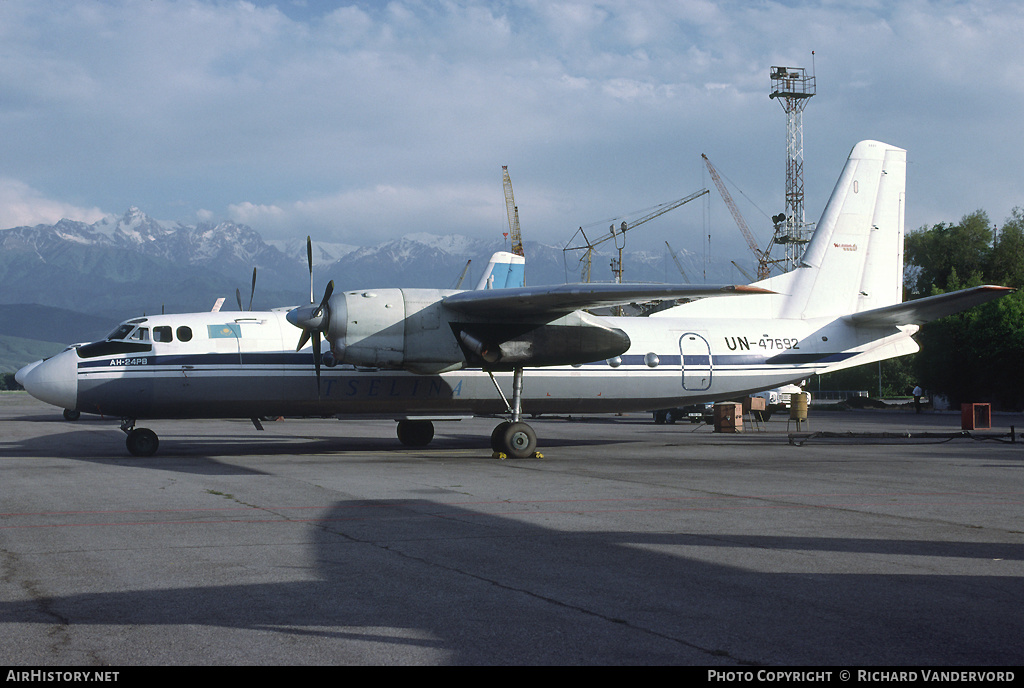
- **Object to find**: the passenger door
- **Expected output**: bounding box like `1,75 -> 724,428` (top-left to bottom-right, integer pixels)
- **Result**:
679,332 -> 712,391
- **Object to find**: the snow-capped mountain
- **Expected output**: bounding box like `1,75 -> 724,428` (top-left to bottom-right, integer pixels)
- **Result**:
0,208 -> 736,327
266,238 -> 359,266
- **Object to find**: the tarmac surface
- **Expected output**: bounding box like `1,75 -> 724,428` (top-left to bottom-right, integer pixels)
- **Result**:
1,392 -> 1022,666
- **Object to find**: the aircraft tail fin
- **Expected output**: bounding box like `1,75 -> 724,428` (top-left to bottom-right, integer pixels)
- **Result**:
474,251 -> 526,290
654,141 -> 907,321
779,140 -> 907,319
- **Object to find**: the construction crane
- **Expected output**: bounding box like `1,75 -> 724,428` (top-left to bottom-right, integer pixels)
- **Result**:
453,259 -> 472,288
564,188 -> 709,283
701,154 -> 776,280
664,241 -> 690,282
501,166 -> 525,257
730,260 -> 755,283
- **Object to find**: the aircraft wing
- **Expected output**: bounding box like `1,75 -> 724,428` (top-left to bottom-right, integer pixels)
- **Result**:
442,282 -> 773,317
846,285 -> 1015,327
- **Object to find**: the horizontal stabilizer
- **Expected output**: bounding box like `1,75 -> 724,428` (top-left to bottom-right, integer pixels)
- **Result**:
845,285 -> 1014,327
444,283 -> 773,317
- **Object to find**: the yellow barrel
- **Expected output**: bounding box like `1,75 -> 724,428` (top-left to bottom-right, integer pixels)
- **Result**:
789,392 -> 808,421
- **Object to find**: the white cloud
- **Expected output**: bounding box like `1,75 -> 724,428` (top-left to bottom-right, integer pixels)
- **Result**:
230,182 -> 507,242
0,179 -> 107,228
0,0 -> 1022,251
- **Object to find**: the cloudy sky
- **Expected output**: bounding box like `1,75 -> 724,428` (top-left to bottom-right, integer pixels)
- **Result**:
1,0 -> 1022,262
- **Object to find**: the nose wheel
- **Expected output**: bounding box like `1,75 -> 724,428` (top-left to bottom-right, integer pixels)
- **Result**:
126,428 -> 159,457
121,419 -> 159,457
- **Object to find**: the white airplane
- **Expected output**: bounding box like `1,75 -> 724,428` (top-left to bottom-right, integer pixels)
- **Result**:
18,140 -> 1012,458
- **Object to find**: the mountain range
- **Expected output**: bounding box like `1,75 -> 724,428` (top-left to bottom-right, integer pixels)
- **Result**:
0,208 -> 739,372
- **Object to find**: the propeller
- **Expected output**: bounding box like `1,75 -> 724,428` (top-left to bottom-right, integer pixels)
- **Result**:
287,236 -> 334,395
235,268 -> 257,311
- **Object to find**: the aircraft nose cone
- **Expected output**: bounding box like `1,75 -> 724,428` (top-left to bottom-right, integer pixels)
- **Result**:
22,350 -> 78,410
14,359 -> 42,387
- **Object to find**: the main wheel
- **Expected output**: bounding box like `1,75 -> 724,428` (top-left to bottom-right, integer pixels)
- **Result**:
500,421 -> 537,459
63,409 -> 80,421
664,409 -> 676,424
397,419 -> 434,447
126,428 -> 159,457
490,421 -> 511,452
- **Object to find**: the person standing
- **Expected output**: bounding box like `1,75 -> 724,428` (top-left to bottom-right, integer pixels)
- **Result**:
913,384 -> 923,413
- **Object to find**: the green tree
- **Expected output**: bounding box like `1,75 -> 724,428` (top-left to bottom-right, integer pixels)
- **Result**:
0,373 -> 22,391
989,207 -> 1024,288
903,208 -> 1024,409
914,291 -> 1024,409
826,207 -> 1023,409
905,210 -> 993,295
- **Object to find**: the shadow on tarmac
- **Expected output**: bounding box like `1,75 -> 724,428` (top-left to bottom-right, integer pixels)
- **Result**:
1,499 -> 1022,665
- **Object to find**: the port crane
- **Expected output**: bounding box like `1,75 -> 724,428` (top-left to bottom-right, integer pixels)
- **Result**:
564,188 -> 709,283
502,166 -> 525,258
664,241 -> 690,282
701,153 -> 780,280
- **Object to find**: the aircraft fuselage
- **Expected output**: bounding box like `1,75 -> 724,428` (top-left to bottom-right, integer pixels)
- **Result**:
23,301 -> 912,421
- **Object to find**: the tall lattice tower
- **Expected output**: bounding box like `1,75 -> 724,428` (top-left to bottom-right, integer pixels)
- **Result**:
769,64 -> 815,270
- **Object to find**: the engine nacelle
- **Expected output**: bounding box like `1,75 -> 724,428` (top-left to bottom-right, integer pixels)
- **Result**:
323,289 -> 465,373
451,311 -> 630,369
320,288 -> 631,373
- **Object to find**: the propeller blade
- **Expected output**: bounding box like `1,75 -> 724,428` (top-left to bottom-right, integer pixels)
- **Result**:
306,236 -> 314,304
314,280 -> 334,319
235,288 -> 243,312
313,330 -> 322,398
289,238 -> 331,397
248,268 -> 257,310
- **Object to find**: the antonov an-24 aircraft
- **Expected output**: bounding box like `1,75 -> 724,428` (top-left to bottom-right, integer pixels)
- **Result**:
18,141 -> 1012,458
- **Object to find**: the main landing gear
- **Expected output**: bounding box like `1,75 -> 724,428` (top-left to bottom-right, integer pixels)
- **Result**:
394,368 -> 543,459
487,367 -> 542,459
120,419 -> 159,457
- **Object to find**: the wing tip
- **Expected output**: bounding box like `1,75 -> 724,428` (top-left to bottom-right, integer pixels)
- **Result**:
727,285 -> 776,295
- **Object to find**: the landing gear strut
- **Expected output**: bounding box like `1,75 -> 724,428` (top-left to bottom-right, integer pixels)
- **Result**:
120,419 -> 159,457
488,367 -> 542,459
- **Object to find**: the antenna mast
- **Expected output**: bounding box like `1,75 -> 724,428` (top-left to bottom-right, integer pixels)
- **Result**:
769,62 -> 815,270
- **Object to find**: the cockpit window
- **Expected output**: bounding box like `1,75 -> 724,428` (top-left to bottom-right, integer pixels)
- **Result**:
106,324 -> 135,341
76,340 -> 152,359
129,327 -> 149,341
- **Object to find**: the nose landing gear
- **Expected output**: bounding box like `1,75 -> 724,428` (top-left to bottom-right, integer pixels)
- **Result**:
121,419 -> 159,457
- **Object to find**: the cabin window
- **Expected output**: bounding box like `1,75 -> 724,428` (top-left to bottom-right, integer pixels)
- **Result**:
176,326 -> 193,342
153,326 -> 172,343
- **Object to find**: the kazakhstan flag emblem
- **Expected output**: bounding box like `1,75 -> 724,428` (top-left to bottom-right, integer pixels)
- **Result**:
208,323 -> 241,338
